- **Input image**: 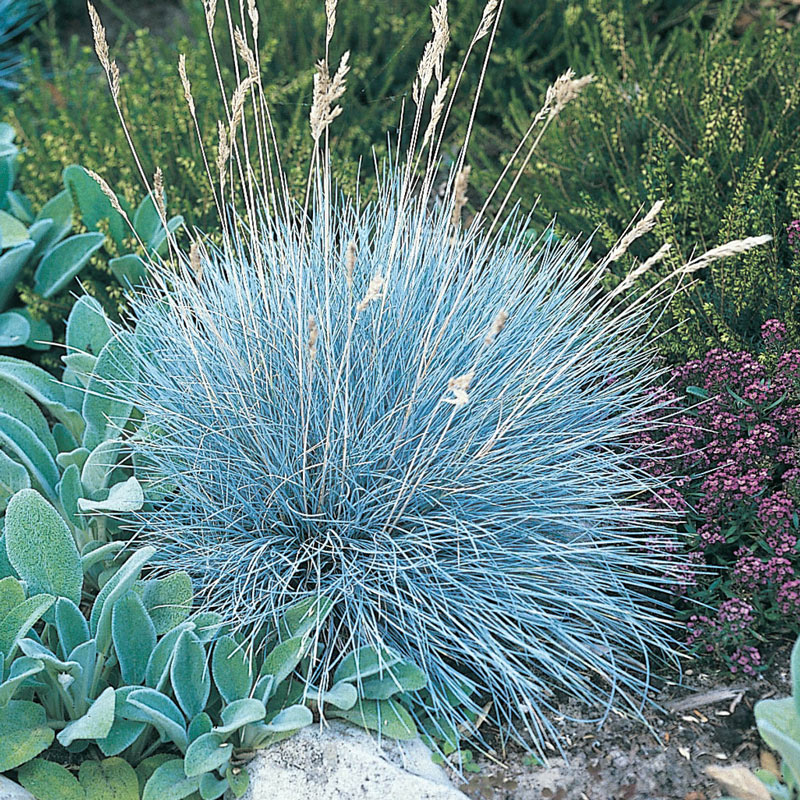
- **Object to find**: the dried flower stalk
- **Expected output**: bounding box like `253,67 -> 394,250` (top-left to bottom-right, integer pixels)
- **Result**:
450,165 -> 471,227
605,200 -> 664,265
308,315 -> 319,361
444,370 -> 475,408
356,274 -> 385,313
681,235 -> 773,275
153,168 -> 167,222
309,51 -> 351,141
345,240 -> 357,290
189,241 -> 203,280
484,310 -> 509,345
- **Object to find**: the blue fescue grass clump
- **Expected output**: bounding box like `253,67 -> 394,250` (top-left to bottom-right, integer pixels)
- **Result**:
77,0 -> 738,756
116,174 -> 683,750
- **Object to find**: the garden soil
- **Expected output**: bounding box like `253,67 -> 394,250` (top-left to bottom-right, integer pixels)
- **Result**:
454,652 -> 791,800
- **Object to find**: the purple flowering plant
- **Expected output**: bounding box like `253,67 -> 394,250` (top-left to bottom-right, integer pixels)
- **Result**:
639,320 -> 800,674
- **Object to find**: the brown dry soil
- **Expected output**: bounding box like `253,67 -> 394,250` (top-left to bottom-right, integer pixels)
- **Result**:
450,652 -> 792,800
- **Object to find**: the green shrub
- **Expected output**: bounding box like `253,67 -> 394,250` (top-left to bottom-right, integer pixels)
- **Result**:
5,1 -> 703,229
490,0 -> 800,360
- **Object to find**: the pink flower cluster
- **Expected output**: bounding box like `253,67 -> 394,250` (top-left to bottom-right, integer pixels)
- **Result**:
789,220 -> 800,255
639,321 -> 800,673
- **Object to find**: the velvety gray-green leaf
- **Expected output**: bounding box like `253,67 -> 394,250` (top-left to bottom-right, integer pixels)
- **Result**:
0,241 -> 34,311
0,700 -> 55,770
333,646 -> 402,684
78,476 -> 144,514
82,334 -> 139,450
142,571 -> 193,635
0,356 -> 83,437
80,439 -> 122,497
170,629 -> 209,719
144,621 -> 194,691
0,656 -> 44,707
0,450 -> 29,512
0,311 -> 30,348
66,295 -> 112,356
55,598 -> 90,657
63,165 -> 127,248
5,488 -> 83,603
330,698 -> 417,740
33,231 -> 105,299
212,636 -> 252,704
123,688 -> 187,751
57,686 -> 116,746
0,592 -> 55,659
79,756 -> 139,800
89,547 -> 155,653
112,591 -> 156,684
263,704 -> 312,733
58,463 -> 84,530
142,759 -> 199,800
18,757 -> 85,800
0,413 -> 60,499
184,732 -> 233,777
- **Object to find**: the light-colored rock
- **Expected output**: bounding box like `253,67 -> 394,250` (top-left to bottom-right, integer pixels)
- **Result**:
241,721 -> 470,800
0,776 -> 35,800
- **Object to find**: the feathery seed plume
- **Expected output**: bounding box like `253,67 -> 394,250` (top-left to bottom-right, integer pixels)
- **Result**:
681,234 -> 773,275
444,370 -> 475,408
605,200 -> 664,265
85,169 -> 126,218
87,3 -> 119,100
308,315 -> 320,362
610,243 -> 672,298
484,310 -> 509,345
356,274 -> 385,312
546,69 -> 594,117
189,241 -> 203,280
475,0 -> 499,40
153,168 -> 167,222
450,165 -> 471,227
234,28 -> 258,78
203,0 -> 217,32
178,54 -> 195,116
325,0 -> 337,46
310,51 -> 351,141
345,240 -> 357,289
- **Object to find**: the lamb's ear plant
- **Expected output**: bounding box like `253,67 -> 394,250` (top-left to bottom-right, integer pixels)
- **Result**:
0,295 -> 141,558
82,0 -> 772,760
0,123 -> 183,352
748,636 -> 800,800
0,487 -> 419,799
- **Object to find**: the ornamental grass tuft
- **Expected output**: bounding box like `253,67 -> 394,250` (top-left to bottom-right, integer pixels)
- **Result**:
83,0 -> 769,754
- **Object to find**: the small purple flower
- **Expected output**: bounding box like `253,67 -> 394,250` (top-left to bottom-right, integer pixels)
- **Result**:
788,220 -> 800,255
762,318 -> 788,347
638,333 -> 800,672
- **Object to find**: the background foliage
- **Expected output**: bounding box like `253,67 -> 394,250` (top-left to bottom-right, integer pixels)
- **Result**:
495,0 -> 800,359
